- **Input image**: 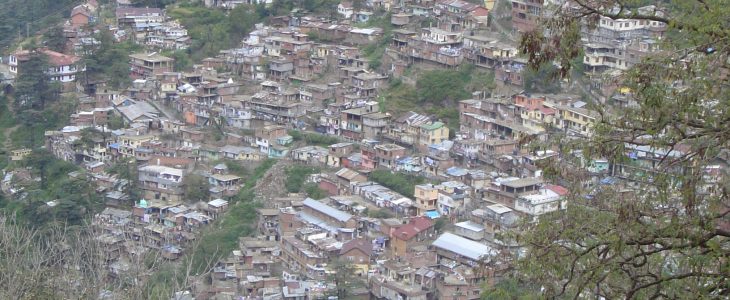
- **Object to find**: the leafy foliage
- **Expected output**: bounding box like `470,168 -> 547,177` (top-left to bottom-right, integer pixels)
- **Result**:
11,96 -> 75,149
523,62 -> 562,94
15,149 -> 102,226
359,13 -> 393,70
512,0 -> 730,298
42,25 -> 67,52
383,66 -> 493,134
184,174 -> 210,203
328,259 -> 366,299
168,4 -> 264,62
14,51 -> 60,111
285,165 -> 320,194
288,130 -> 342,146
0,0 -> 77,48
369,170 -> 427,198
83,30 -> 142,89
304,182 -> 328,199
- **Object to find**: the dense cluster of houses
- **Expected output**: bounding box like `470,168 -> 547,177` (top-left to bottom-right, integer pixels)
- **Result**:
0,0 -> 708,299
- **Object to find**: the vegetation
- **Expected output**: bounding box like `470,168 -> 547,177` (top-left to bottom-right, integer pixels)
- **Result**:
369,169 -> 427,198
285,165 -> 319,192
7,149 -> 103,227
511,0 -> 730,298
366,207 -> 394,219
381,65 -> 494,134
184,159 -> 276,273
42,25 -> 67,52
304,182 -> 328,199
0,0 -> 75,49
168,3 -> 265,61
288,129 -> 342,146
184,174 -> 211,203
83,30 -> 142,89
480,278 -> 539,300
360,13 -> 393,70
107,159 -> 140,206
522,62 -> 562,94
14,51 -> 60,111
328,258 -> 366,298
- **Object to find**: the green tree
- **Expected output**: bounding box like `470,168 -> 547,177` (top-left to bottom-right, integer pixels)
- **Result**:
42,25 -> 66,52
522,62 -> 561,94
513,0 -> 730,298
107,114 -> 125,130
184,174 -> 210,203
108,159 -> 140,205
304,182 -> 328,199
328,259 -> 366,299
480,278 -> 539,300
14,51 -> 59,111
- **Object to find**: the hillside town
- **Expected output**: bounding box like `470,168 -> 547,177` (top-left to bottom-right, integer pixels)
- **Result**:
1,0 -> 724,299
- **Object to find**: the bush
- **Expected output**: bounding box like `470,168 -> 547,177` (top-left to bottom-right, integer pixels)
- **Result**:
288,130 -> 341,146
285,165 -> 320,193
369,170 -> 428,198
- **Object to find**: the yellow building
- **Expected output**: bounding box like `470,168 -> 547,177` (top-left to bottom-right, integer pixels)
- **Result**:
556,105 -> 598,137
417,121 -> 449,150
520,107 -> 556,133
10,149 -> 32,161
220,145 -> 262,161
118,135 -> 157,157
414,184 -> 439,215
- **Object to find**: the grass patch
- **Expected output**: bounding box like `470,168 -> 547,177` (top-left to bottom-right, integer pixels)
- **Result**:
288,130 -> 342,146
370,169 -> 428,198
381,65 -> 495,134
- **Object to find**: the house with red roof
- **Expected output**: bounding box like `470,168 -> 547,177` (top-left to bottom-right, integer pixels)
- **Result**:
513,93 -> 558,132
70,5 -> 94,29
9,48 -> 82,84
390,216 -> 434,257
340,238 -> 373,272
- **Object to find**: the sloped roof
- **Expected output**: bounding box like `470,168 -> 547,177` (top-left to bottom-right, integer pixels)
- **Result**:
116,101 -> 159,121
302,198 -> 352,222
432,232 -> 495,260
394,216 -> 432,241
340,238 -> 372,256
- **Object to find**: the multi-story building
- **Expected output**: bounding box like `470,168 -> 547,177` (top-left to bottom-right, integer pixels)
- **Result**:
390,216 -> 434,257
129,52 -> 174,79
138,165 -> 186,203
511,0 -> 544,34
374,143 -> 407,170
340,101 -> 380,141
414,184 -> 439,215
255,125 -> 288,155
417,121 -> 449,152
554,104 -> 598,137
9,48 -> 81,84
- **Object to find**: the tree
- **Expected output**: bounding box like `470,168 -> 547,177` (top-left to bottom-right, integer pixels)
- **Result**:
513,0 -> 730,299
480,278 -> 539,300
107,114 -> 125,130
108,159 -> 140,205
184,174 -> 210,203
14,51 -> 59,111
328,259 -> 366,299
43,25 -> 66,52
522,62 -> 561,94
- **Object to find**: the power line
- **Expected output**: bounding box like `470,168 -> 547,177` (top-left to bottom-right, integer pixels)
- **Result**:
0,0 -> 83,48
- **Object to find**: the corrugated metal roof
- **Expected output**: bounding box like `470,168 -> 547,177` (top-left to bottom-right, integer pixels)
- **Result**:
302,198 -> 352,222
432,232 -> 495,260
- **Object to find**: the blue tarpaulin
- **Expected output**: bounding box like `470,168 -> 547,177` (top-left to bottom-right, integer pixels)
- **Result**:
425,210 -> 440,219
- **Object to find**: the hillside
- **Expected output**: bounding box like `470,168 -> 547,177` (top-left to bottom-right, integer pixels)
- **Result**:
0,0 -> 81,49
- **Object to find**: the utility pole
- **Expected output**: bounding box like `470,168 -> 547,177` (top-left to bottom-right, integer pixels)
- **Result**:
26,23 -> 29,39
